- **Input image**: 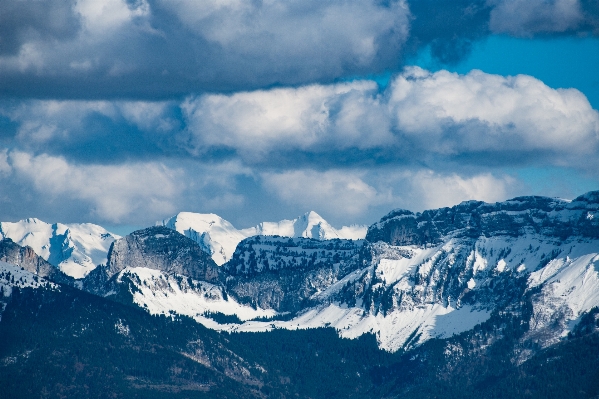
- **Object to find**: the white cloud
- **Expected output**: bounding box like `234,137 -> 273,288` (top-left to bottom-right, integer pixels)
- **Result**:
7,151 -> 183,223
261,167 -> 519,221
389,67 -> 599,155
183,67 -> 599,166
488,0 -> 584,36
75,0 -> 150,35
262,169 -> 390,218
182,80 -> 392,160
408,170 -> 517,210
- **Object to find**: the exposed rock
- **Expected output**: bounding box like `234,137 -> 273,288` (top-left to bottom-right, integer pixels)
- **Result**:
222,236 -> 365,313
366,191 -> 599,245
0,238 -> 73,285
105,226 -> 221,282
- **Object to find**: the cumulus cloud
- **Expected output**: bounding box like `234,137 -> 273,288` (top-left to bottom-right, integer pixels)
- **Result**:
261,167 -> 519,222
407,170 -> 516,210
182,68 -> 599,168
389,67 -> 599,157
1,0 -> 597,98
262,169 -> 390,219
181,80 -> 394,161
2,67 -> 597,171
0,66 -> 596,227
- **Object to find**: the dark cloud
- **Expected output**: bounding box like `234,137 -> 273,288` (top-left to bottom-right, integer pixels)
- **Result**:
0,0 -> 80,55
0,0 -> 410,99
406,0 -> 492,64
488,0 -> 599,37
1,0 -> 596,99
581,0 -> 599,34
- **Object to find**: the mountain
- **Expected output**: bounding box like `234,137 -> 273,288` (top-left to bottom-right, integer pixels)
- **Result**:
2,191 -> 599,398
160,211 -> 367,265
0,218 -> 120,279
89,191 -> 599,356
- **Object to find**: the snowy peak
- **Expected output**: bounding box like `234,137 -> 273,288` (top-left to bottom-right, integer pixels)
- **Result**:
245,211 -> 342,239
293,211 -> 339,239
160,211 -> 367,266
160,212 -> 248,266
0,219 -> 120,279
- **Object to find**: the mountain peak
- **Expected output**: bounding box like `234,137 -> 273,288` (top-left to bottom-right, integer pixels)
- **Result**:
0,218 -> 119,279
160,211 -> 367,265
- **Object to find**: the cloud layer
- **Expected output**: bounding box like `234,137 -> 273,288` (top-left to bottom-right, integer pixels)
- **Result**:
0,67 -> 597,226
1,0 -> 597,98
1,0 -> 597,228
0,0 -> 410,97
182,68 -> 599,167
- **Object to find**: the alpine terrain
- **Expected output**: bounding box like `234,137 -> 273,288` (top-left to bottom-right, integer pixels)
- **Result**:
1,191 -> 599,398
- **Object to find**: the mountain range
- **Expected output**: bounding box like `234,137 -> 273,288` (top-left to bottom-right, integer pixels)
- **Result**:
1,192 -> 599,398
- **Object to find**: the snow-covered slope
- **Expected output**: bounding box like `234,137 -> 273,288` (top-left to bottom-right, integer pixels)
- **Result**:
160,211 -> 367,265
231,235 -> 599,352
127,192 -> 599,352
0,260 -> 59,319
0,218 -> 120,279
116,266 -> 276,329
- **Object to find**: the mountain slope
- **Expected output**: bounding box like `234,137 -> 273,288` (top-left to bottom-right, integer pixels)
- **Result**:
105,191 -> 599,356
0,218 -> 120,279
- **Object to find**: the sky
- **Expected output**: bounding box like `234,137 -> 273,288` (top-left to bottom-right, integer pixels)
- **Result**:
1,0 -> 598,235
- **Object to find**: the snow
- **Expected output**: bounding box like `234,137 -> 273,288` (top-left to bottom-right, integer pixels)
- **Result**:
122,267 -> 276,324
231,302 -> 490,352
160,212 -> 248,266
376,258 -> 414,285
0,261 -> 58,299
160,211 -> 367,266
496,259 -> 507,272
0,219 -> 120,279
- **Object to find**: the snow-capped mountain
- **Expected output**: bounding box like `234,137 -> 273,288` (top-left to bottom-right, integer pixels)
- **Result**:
160,212 -> 251,266
160,211 -> 367,265
241,211 -> 367,240
87,191 -> 599,356
0,218 -> 120,279
3,192 -> 599,398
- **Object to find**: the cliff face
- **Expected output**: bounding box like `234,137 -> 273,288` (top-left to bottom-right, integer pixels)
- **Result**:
105,226 -> 220,283
0,238 -> 73,285
366,192 -> 599,246
74,191 -> 599,355
222,236 -> 365,313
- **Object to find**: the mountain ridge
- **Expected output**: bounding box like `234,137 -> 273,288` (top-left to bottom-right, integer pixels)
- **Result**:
2,190 -> 599,397
73,190 -> 599,354
160,210 -> 367,265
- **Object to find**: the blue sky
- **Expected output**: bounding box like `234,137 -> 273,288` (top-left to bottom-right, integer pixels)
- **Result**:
0,0 -> 598,233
